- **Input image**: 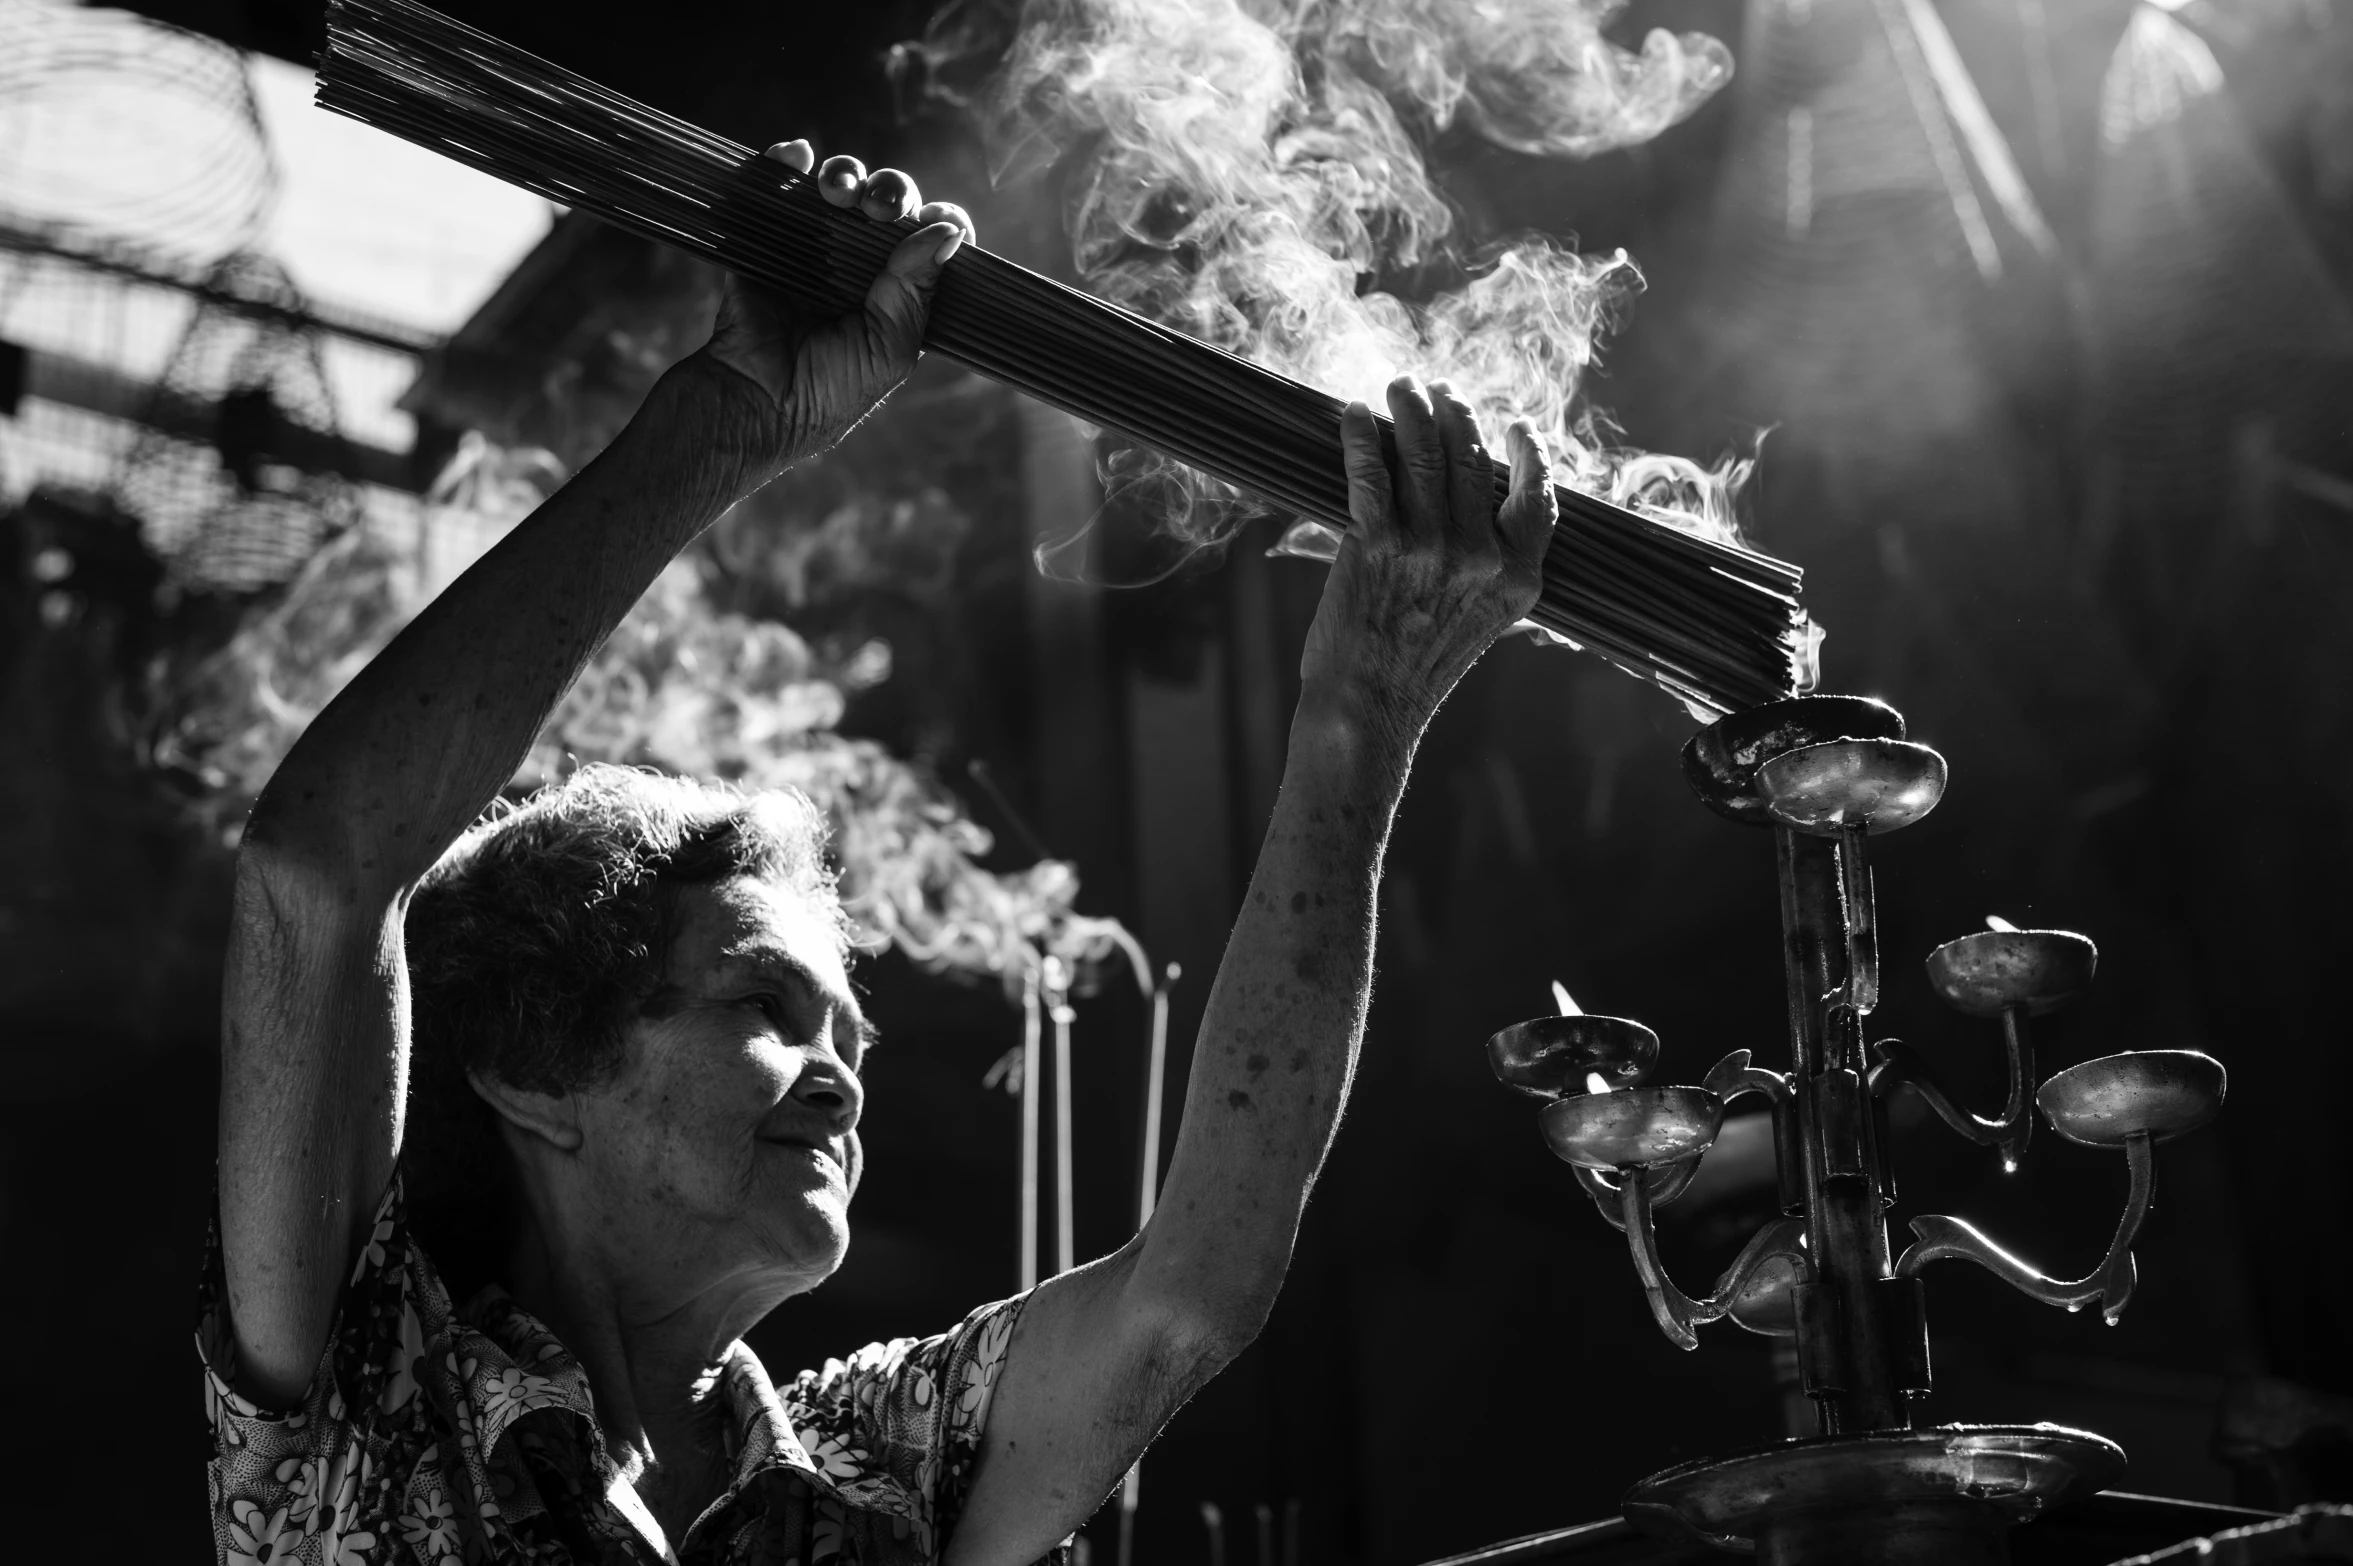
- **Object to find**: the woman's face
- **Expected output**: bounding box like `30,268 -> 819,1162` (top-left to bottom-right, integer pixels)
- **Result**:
567,873 -> 870,1306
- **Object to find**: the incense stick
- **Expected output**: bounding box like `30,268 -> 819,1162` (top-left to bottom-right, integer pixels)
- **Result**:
1018,967 -> 1041,1291
1048,962 -> 1076,1279
317,0 -> 1813,712
1120,961 -> 1177,1566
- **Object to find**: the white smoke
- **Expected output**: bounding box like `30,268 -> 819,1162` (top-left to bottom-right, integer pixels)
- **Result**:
898,0 -> 1748,547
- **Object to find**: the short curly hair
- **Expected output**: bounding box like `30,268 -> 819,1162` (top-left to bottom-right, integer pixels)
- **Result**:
401,764 -> 843,1283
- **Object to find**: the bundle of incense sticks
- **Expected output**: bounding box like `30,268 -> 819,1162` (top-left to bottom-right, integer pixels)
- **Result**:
317,0 -> 1813,712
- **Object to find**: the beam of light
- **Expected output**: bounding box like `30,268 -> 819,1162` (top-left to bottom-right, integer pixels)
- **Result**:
1896,0 -> 2058,261
1870,0 -> 2004,281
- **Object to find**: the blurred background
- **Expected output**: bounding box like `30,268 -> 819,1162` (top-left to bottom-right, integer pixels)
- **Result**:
2,0 -> 2349,1559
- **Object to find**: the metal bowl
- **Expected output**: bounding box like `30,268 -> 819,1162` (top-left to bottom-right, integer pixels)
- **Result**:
1758,738 -> 1948,836
1926,930 -> 2098,1018
2037,1051 -> 2227,1148
1682,695 -> 1908,826
1539,1086 -> 1724,1171
1624,1424 -> 2127,1553
1485,1014 -> 1660,1099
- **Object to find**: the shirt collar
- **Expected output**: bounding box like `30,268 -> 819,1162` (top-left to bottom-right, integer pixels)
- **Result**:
454,1284 -> 606,1467
457,1286 -> 827,1498
712,1339 -> 827,1494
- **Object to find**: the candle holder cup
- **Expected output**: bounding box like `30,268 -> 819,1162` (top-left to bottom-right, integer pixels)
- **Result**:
1486,1014 -> 1659,1099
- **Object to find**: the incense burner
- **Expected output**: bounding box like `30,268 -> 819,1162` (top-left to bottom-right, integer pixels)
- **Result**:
1485,695 -> 2228,1562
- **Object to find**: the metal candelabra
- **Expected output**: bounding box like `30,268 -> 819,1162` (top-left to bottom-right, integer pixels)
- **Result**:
1484,696 -> 2228,1565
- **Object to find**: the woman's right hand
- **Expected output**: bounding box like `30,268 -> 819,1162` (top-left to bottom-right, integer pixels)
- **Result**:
688,138 -> 977,491
1296,376 -> 1559,749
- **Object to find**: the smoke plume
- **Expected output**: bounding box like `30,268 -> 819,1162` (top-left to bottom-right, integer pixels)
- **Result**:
896,0 -> 1745,548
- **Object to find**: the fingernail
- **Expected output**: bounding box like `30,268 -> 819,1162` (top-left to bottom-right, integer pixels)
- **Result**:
1343,399 -> 1370,417
933,225 -> 965,263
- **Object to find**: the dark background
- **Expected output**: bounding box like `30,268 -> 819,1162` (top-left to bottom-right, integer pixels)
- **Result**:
3,0 -> 2350,1560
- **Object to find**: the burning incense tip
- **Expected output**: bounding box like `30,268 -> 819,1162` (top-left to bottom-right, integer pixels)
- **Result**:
1986,915 -> 2019,932
1551,980 -> 1581,1016
1584,1071 -> 1614,1096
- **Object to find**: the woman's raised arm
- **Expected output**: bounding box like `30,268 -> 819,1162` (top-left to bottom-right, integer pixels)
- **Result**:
949,377 -> 1557,1564
215,146 -> 973,1406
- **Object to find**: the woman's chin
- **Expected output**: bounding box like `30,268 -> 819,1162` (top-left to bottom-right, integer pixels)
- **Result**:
762,1189 -> 851,1274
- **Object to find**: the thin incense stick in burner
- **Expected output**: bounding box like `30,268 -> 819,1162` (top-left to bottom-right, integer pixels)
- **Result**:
316,0 -> 1814,713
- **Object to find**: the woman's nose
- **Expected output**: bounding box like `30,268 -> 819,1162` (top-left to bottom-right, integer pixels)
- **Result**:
795,1046 -> 864,1130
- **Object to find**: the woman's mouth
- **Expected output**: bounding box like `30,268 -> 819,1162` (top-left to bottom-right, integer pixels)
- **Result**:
761,1137 -> 841,1174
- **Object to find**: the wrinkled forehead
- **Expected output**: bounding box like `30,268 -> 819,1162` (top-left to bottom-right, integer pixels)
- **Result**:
663,874 -> 857,1008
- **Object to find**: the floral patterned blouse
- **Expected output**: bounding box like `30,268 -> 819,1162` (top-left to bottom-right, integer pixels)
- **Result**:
199,1176 -> 1049,1565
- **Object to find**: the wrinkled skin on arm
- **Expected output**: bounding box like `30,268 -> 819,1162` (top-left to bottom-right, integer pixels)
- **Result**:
945,379 -> 1556,1563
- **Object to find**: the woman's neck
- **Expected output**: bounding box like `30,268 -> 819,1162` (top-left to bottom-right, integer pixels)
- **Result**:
501,1212 -> 774,1547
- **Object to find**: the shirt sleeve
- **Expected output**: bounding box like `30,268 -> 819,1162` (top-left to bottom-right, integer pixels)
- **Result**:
782,1292 -> 1038,1554
197,1174 -> 433,1563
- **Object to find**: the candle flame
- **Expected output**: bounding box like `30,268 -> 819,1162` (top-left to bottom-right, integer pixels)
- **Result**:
1585,1071 -> 1613,1096
1551,980 -> 1581,1016
1986,914 -> 2019,932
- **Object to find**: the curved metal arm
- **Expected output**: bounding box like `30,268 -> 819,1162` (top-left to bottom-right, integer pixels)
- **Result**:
1620,1174 -> 1813,1350
1895,1131 -> 2153,1324
1703,1048 -> 1790,1106
1870,1016 -> 2036,1171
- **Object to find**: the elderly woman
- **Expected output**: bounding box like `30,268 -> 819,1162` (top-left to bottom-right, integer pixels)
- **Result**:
207,143 -> 1556,1565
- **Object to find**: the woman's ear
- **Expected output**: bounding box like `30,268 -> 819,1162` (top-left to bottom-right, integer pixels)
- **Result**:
467,1069 -> 585,1152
